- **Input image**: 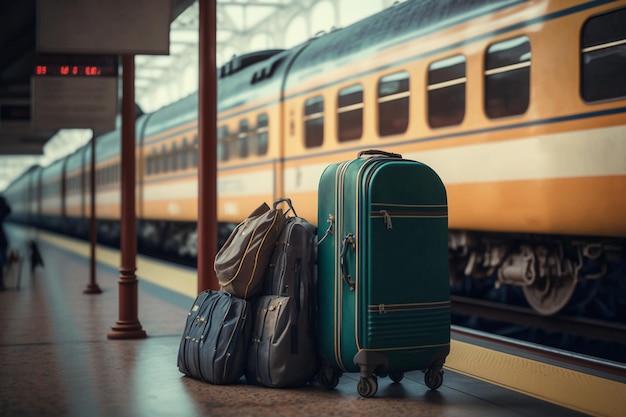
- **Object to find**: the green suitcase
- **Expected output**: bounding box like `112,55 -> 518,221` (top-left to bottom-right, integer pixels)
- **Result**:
317,149 -> 450,398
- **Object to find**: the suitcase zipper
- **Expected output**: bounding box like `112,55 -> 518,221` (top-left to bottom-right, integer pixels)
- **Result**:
367,301 -> 450,313
333,160 -> 352,371
221,301 -> 249,383
371,206 -> 448,225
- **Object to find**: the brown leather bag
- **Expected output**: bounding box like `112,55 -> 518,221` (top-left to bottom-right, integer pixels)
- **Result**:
214,201 -> 287,299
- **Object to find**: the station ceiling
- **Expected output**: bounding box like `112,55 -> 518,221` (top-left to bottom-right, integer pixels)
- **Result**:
0,0 -> 357,190
0,0 -> 196,157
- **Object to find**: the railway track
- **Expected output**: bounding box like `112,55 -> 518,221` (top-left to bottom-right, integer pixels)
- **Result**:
452,295 -> 626,369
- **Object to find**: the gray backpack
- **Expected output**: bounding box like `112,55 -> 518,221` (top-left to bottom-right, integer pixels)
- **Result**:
246,203 -> 318,388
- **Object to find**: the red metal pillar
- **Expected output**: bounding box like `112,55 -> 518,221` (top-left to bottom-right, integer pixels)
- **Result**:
108,54 -> 147,339
197,0 -> 219,293
84,130 -> 102,294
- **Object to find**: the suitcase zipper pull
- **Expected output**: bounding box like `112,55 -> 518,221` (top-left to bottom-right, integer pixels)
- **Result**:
379,304 -> 386,314
380,210 -> 393,230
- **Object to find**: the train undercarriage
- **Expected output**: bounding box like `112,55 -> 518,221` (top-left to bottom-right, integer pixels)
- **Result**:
42,215 -> 624,318
449,230 -> 625,316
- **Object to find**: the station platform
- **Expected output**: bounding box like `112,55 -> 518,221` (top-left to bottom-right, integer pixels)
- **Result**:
0,224 -> 620,417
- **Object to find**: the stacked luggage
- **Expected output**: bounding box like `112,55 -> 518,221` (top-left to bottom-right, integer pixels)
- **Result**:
177,150 -> 450,398
177,198 -> 319,388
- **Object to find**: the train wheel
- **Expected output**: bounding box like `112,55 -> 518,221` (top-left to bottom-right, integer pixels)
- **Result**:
523,272 -> 577,316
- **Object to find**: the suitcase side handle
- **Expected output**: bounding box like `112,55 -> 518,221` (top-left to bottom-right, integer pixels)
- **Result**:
340,233 -> 356,291
358,149 -> 402,159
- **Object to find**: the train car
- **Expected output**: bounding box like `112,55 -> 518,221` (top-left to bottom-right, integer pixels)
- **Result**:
2,165 -> 39,225
29,166 -> 43,226
224,0 -> 626,315
92,130 -> 121,244
215,49 -> 296,224
136,96 -> 197,257
4,0 -> 626,317
63,146 -> 89,237
38,158 -> 66,232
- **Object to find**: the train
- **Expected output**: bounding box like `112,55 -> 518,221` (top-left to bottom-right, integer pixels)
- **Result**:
3,0 -> 626,317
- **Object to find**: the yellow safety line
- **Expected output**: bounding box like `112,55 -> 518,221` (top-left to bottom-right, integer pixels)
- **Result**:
38,232 -> 198,298
446,340 -> 626,417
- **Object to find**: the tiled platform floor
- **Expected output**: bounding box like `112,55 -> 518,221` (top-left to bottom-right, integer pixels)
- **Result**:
0,226 -> 588,417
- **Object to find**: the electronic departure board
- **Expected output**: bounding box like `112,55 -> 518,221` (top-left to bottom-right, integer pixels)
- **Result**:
32,54 -> 118,130
34,54 -> 118,77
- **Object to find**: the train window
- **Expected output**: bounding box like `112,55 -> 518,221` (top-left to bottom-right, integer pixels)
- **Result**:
238,120 -> 249,159
484,36 -> 530,119
171,142 -> 179,171
257,113 -> 269,156
247,122 -> 258,155
192,135 -> 199,168
217,126 -> 229,162
428,56 -> 466,128
581,7 -> 626,102
178,138 -> 189,170
181,138 -> 189,170
378,71 -> 409,136
151,148 -> 159,175
304,96 -> 324,148
161,144 -> 169,173
338,84 -> 363,142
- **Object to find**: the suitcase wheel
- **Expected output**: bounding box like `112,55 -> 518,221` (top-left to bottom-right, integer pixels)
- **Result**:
424,368 -> 444,390
357,376 -> 378,398
318,367 -> 341,390
389,371 -> 404,383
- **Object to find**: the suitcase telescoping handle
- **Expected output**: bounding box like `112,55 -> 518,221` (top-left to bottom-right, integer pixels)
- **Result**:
358,149 -> 402,159
340,233 -> 356,291
273,197 -> 298,217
